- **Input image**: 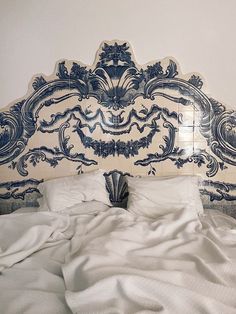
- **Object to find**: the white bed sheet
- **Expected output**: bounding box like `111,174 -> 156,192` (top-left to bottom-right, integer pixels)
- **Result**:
0,205 -> 236,314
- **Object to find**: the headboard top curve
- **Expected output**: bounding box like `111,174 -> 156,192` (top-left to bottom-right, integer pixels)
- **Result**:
0,40 -> 236,216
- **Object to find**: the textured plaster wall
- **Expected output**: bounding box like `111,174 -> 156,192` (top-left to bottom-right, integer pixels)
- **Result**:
0,0 -> 236,109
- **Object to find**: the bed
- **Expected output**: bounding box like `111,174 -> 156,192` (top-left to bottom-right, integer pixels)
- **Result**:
0,41 -> 236,313
1,176 -> 236,313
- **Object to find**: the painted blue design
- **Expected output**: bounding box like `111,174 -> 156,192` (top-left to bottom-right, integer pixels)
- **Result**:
0,178 -> 43,189
173,150 -> 222,177
9,146 -> 96,176
1,41 -> 236,214
104,170 -> 130,206
0,187 -> 39,201
90,43 -> 143,110
201,180 -> 236,202
208,110 -> 236,166
9,117 -> 97,176
0,101 -> 26,165
0,178 -> 43,200
188,75 -> 203,89
38,103 -> 181,134
1,41 -> 236,173
137,142 -> 222,177
89,66 -> 143,110
98,43 -> 135,67
136,75 -> 236,174
57,61 -> 88,81
135,121 -> 179,165
77,127 -> 157,158
32,76 -> 47,90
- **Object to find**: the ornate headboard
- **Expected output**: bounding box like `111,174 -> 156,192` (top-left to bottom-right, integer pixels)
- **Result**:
1,40 -> 236,216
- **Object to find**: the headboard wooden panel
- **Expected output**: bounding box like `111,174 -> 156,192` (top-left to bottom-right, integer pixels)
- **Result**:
1,40 -> 236,216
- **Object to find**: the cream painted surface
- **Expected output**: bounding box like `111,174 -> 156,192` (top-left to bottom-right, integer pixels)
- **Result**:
0,0 -> 236,109
0,44 -> 233,186
1,37 -> 236,215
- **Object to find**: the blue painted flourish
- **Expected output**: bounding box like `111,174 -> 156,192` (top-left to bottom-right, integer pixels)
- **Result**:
1,42 -> 235,172
1,41 -> 236,210
104,170 -> 130,206
201,180 -> 236,202
0,178 -> 43,200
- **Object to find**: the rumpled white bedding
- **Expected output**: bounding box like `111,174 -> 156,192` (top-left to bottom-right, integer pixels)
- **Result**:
1,205 -> 236,314
0,212 -> 71,271
0,211 -> 73,313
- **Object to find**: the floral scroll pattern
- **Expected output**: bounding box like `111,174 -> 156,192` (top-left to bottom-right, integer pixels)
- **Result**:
1,41 -> 236,213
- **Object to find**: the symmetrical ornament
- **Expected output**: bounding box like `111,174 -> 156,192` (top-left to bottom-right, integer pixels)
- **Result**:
1,41 -> 236,216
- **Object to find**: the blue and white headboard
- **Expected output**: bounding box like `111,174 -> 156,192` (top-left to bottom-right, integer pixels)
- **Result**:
1,40 -> 236,216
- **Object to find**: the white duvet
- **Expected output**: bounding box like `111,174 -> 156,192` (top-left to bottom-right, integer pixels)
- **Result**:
0,205 -> 236,314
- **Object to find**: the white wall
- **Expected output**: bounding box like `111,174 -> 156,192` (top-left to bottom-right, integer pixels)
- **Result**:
0,0 -> 236,109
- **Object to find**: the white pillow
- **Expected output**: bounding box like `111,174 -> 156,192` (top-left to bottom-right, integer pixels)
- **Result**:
38,169 -> 111,211
127,175 -> 203,219
58,201 -> 109,215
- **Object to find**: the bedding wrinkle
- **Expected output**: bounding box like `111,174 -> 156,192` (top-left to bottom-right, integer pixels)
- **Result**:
0,212 -> 70,271
1,205 -> 236,313
0,212 -> 74,314
62,207 -> 236,313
